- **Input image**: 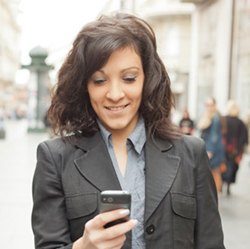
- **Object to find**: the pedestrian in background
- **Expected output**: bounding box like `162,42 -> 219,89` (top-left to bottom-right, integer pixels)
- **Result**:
198,97 -> 226,192
32,13 -> 225,249
179,108 -> 194,135
222,100 -> 248,195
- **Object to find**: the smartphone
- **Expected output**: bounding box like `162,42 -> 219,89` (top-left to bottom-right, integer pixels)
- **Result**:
99,190 -> 131,228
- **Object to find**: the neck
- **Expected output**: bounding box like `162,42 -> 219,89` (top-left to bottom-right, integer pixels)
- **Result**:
112,130 -> 130,146
111,114 -> 139,143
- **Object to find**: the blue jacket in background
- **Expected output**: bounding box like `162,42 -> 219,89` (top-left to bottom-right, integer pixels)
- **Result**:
201,113 -> 225,169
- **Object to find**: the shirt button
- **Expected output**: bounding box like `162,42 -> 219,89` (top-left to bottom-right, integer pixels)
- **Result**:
146,224 -> 155,234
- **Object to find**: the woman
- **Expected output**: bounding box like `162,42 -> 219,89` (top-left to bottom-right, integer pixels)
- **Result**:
32,13 -> 225,249
197,97 -> 226,192
222,100 -> 248,195
179,108 -> 194,135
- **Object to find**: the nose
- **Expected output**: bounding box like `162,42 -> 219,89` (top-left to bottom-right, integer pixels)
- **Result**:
106,82 -> 125,102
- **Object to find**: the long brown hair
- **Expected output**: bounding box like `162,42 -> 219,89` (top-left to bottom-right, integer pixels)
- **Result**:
48,12 -> 181,141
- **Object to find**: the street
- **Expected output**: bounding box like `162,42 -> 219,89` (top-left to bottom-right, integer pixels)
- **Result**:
0,119 -> 249,248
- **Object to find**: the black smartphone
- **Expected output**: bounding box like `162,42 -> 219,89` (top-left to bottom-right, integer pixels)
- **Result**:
99,190 -> 131,228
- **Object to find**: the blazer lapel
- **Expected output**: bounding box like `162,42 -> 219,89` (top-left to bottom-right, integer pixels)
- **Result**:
74,132 -> 122,192
73,133 -> 180,222
145,138 -> 180,222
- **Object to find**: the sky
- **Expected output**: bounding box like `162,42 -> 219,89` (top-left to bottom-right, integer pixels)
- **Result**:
18,0 -> 113,64
16,0 -> 117,84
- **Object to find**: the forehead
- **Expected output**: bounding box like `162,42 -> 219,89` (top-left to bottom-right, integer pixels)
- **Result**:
206,98 -> 214,105
102,47 -> 142,68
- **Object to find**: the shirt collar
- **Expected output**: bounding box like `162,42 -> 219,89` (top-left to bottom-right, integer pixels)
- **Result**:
97,116 -> 146,154
128,116 -> 146,154
97,119 -> 112,147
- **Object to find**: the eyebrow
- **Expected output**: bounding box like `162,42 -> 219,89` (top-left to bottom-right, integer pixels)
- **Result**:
121,67 -> 140,72
97,66 -> 140,74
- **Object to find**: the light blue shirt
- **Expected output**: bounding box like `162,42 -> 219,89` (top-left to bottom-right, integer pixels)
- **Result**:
97,117 -> 146,249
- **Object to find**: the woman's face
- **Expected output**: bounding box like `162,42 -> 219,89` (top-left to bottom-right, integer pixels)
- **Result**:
206,98 -> 216,113
87,47 -> 144,136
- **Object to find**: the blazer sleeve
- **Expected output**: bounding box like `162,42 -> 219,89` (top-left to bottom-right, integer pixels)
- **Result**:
32,142 -> 73,249
194,139 -> 225,249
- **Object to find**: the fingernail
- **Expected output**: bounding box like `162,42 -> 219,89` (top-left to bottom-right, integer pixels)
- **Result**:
119,209 -> 130,215
132,219 -> 138,225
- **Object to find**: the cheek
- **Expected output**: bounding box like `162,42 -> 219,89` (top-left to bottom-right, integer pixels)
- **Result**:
128,80 -> 143,99
135,84 -> 143,102
130,90 -> 143,106
88,86 -> 102,105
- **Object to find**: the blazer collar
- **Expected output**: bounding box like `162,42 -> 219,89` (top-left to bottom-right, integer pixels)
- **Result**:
73,132 -> 122,192
73,133 -> 181,222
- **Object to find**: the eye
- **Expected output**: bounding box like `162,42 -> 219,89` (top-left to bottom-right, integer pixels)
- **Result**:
92,78 -> 106,85
123,76 -> 137,83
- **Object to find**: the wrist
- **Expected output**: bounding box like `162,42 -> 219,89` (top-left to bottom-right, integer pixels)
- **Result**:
72,237 -> 85,249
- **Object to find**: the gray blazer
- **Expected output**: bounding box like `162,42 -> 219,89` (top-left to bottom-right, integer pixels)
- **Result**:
32,132 -> 225,249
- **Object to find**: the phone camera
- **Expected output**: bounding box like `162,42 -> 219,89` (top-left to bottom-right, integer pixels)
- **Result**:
107,197 -> 113,203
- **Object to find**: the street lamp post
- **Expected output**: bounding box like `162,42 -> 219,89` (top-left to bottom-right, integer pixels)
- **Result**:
22,46 -> 53,133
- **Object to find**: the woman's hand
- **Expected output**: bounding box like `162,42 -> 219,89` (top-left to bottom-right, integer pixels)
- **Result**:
207,151 -> 213,159
73,209 -> 137,249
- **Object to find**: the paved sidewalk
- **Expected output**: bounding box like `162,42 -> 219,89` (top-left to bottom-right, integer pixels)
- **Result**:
0,119 -> 249,248
218,153 -> 250,249
0,120 -> 49,248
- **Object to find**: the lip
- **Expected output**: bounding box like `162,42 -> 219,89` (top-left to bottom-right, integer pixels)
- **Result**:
105,104 -> 129,113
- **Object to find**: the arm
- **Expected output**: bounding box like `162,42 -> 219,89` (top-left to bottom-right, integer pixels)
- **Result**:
32,142 -> 137,249
32,142 -> 73,249
194,140 -> 225,249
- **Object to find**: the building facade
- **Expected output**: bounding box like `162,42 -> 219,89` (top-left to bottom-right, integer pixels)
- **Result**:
231,0 -> 250,120
139,0 -> 194,115
183,0 -> 250,121
0,0 -> 21,116
103,0 -> 250,123
102,0 -> 195,116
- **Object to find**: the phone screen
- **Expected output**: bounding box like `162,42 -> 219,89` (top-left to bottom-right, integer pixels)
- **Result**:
99,190 -> 131,228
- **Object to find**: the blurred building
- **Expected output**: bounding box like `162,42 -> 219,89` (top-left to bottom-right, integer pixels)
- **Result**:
0,0 -> 22,118
183,0 -> 250,121
230,0 -> 250,121
101,0 -> 195,115
102,0 -> 250,122
139,0 -> 195,116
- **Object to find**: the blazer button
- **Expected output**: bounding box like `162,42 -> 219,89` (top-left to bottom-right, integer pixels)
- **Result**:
146,224 -> 155,234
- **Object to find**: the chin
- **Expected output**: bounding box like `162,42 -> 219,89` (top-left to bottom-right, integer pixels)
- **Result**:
107,121 -> 129,132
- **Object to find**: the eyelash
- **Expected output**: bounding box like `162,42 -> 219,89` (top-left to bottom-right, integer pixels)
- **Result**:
93,79 -> 106,85
92,76 -> 137,85
123,76 -> 137,82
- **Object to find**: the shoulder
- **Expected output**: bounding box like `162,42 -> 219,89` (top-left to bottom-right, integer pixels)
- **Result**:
36,135 -> 100,174
37,135 -> 87,160
38,137 -> 74,154
37,132 -> 103,158
228,116 -> 244,126
36,137 -> 75,165
170,135 -> 206,160
237,117 -> 246,126
172,135 -> 204,149
168,136 -> 209,175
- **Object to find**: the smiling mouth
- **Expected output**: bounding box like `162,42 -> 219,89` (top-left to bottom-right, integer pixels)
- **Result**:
106,104 -> 129,111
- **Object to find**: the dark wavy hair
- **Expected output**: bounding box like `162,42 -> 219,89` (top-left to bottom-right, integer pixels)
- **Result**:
48,12 -> 181,140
